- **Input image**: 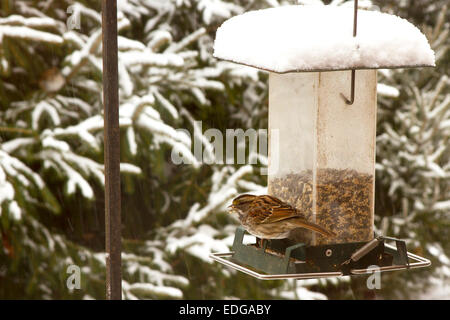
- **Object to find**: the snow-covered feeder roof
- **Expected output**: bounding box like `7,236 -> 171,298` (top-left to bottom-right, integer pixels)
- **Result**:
213,6 -> 435,73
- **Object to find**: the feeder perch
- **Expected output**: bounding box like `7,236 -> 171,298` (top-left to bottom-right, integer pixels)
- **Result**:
210,3 -> 434,280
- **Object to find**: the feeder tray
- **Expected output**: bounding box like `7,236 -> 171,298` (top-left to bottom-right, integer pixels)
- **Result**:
210,227 -> 430,280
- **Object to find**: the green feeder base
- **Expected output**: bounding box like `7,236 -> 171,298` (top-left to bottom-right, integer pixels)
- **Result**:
210,227 -> 431,280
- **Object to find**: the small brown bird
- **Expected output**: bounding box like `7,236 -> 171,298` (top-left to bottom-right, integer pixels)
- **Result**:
38,67 -> 65,93
228,194 -> 335,240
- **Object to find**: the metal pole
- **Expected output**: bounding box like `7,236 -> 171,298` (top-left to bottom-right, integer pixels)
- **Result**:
101,0 -> 122,300
353,0 -> 358,37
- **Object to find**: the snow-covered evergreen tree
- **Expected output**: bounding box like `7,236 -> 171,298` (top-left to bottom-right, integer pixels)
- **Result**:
374,3 -> 449,298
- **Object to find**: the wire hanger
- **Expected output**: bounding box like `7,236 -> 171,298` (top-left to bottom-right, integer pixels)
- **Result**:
340,0 -> 358,105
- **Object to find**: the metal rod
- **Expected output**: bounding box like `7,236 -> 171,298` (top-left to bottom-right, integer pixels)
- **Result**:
209,252 -> 343,280
102,0 -> 122,300
350,244 -> 431,275
341,0 -> 358,105
353,0 -> 358,37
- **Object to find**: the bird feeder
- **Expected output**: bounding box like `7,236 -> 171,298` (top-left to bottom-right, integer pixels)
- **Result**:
210,3 -> 434,279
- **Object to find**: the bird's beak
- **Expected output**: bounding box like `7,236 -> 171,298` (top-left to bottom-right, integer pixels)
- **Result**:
227,204 -> 233,210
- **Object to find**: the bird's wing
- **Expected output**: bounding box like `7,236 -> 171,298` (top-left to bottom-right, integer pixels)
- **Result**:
253,195 -> 298,224
287,218 -> 336,238
251,195 -> 335,237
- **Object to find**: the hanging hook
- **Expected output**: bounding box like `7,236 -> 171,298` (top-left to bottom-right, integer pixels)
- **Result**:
340,69 -> 355,104
341,0 -> 358,105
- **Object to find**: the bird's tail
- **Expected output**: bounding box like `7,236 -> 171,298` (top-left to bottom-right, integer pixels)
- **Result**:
288,218 -> 336,238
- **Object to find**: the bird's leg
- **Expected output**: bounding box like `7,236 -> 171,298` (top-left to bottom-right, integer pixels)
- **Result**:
256,238 -> 269,252
262,239 -> 268,252
258,238 -> 268,252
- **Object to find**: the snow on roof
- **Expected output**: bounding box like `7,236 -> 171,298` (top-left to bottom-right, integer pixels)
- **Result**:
213,5 -> 435,73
